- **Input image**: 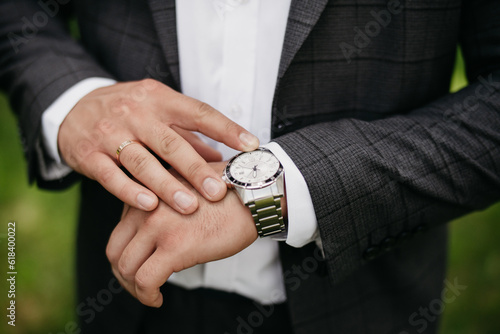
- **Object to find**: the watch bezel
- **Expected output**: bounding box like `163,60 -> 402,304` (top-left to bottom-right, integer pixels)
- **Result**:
224,148 -> 284,190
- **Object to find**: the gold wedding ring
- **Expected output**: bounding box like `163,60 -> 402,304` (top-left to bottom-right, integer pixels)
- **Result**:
116,140 -> 141,165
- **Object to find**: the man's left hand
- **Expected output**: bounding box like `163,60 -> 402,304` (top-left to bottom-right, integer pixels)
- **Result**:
105,162 -> 258,307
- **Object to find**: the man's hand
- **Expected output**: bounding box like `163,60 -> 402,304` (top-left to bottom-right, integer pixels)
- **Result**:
105,162 -> 258,307
58,79 -> 259,214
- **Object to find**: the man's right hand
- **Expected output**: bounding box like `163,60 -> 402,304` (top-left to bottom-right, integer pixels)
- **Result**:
58,79 -> 259,213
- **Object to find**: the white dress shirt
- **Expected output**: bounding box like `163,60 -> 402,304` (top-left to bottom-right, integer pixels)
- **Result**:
40,0 -> 319,304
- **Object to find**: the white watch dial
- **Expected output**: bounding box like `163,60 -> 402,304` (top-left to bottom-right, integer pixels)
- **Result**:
229,150 -> 280,184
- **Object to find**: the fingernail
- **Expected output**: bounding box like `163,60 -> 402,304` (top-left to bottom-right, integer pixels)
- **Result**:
239,132 -> 259,150
203,177 -> 223,198
137,193 -> 155,209
174,191 -> 195,210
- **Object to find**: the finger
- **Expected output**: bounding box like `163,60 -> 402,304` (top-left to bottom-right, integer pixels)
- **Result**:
172,126 -> 222,162
112,266 -> 137,299
116,224 -> 157,282
160,91 -> 260,151
117,143 -> 199,213
108,206 -> 145,299
134,248 -> 175,307
141,125 -> 227,202
83,152 -> 159,211
106,208 -> 140,266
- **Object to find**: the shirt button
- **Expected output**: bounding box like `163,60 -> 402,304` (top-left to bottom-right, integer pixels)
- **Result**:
229,104 -> 242,119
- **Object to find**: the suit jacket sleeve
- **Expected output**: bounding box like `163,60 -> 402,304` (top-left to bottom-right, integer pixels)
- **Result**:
0,0 -> 114,189
274,0 -> 500,284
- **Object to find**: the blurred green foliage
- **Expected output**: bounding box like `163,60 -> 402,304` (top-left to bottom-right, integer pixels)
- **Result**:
0,97 -> 79,333
0,49 -> 499,334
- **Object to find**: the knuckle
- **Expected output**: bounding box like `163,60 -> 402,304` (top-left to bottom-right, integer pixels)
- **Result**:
140,78 -> 158,89
99,168 -> 115,185
194,102 -> 215,125
93,161 -> 115,185
128,150 -> 150,174
158,131 -> 181,157
117,260 -> 132,279
110,95 -> 139,116
96,117 -> 116,134
134,274 -> 150,291
140,78 -> 165,94
186,160 -> 205,179
60,146 -> 78,167
157,177 -> 175,197
75,139 -> 97,162
130,82 -> 150,102
225,119 -> 240,134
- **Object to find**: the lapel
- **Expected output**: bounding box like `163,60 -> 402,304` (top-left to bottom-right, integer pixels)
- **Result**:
146,0 -> 329,91
147,0 -> 181,89
278,0 -> 329,79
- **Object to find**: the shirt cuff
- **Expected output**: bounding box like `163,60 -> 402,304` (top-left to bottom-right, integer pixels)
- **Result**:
41,77 -> 117,165
262,142 -> 319,248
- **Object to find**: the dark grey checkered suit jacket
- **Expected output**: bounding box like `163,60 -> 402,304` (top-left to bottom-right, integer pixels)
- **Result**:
1,0 -> 499,333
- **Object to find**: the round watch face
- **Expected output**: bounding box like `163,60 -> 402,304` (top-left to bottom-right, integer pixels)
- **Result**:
226,149 -> 283,188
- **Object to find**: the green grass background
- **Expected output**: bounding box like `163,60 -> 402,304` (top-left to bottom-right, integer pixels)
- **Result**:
0,50 -> 499,333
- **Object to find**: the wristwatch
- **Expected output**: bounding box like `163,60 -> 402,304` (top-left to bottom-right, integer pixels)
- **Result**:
222,148 -> 286,237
